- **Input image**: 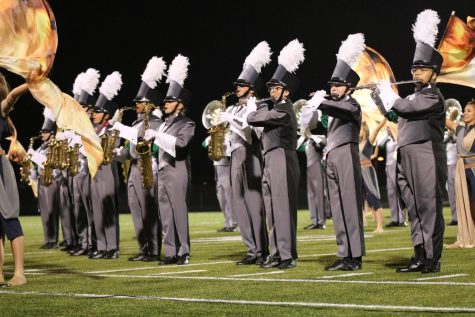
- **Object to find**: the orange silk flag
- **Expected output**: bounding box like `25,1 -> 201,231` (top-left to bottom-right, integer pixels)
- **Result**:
0,0 -> 102,177
352,46 -> 398,142
437,13 -> 475,89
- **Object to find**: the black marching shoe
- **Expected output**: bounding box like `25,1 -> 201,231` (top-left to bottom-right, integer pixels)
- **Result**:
236,255 -> 257,265
396,257 -> 425,273
61,245 -> 75,252
128,253 -> 147,261
160,256 -> 178,265
71,248 -> 89,256
448,220 -> 458,226
340,257 -> 362,271
58,240 -> 66,247
304,223 -> 318,230
421,259 -> 441,274
255,256 -> 268,266
40,242 -> 58,249
278,259 -> 296,269
385,221 -> 399,228
260,256 -> 281,268
177,254 -> 189,265
324,258 -> 348,271
89,250 -> 106,259
103,249 -> 120,259
143,254 -> 161,262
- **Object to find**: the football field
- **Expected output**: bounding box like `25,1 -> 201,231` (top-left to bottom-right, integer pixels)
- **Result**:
2,208 -> 475,316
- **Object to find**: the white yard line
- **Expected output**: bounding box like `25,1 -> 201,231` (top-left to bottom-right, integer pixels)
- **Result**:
149,270 -> 207,276
85,260 -> 234,274
228,271 -> 285,278
5,251 -> 58,256
415,274 -> 468,281
1,290 -> 475,312
320,272 -> 373,279
93,274 -> 475,287
300,247 -> 412,258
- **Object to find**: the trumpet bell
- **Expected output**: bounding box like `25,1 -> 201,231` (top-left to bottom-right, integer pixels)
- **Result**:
445,98 -> 463,123
202,100 -> 225,129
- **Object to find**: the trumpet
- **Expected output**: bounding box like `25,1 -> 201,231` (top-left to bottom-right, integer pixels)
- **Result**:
350,80 -> 422,91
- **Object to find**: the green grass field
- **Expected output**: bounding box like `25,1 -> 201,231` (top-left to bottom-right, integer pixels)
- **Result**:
2,208 -> 474,316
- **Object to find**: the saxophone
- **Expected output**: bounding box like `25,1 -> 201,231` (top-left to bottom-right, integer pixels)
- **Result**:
208,92 -> 233,161
101,106 -> 134,165
135,104 -> 155,189
19,136 -> 40,184
43,138 -> 56,186
67,143 -> 81,177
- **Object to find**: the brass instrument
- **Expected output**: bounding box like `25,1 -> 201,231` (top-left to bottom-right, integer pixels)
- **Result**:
135,104 -> 155,190
67,143 -> 81,177
446,98 -> 463,124
43,137 -> 56,186
204,92 -> 234,161
101,106 -> 134,165
351,80 -> 422,91
19,136 -> 40,184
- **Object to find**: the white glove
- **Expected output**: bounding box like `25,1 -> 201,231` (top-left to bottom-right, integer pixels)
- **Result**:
218,112 -> 234,124
112,122 -> 125,133
376,81 -> 400,111
144,129 -> 159,141
308,90 -> 326,110
27,148 -> 36,156
108,109 -> 121,125
55,131 -> 66,140
246,96 -> 257,113
152,108 -> 163,119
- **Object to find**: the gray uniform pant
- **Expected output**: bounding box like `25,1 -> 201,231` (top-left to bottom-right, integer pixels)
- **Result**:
73,170 -> 94,250
231,146 -> 268,258
306,145 -> 326,225
215,165 -> 236,228
386,163 -> 406,224
158,162 -> 190,257
447,163 -> 457,222
262,148 -> 299,261
91,163 -> 120,252
128,161 -> 161,256
326,143 -> 365,258
397,141 -> 446,260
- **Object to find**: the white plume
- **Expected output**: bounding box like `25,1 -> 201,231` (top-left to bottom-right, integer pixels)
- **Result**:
99,71 -> 123,100
336,33 -> 365,67
82,68 -> 101,95
43,107 -> 56,122
72,72 -> 86,95
244,41 -> 272,73
278,39 -> 305,73
412,9 -> 440,47
142,56 -> 167,89
166,54 -> 189,86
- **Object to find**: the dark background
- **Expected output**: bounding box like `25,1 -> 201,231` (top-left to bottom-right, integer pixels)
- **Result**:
2,0 -> 474,213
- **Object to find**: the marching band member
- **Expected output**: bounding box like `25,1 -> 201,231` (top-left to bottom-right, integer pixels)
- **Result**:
373,10 -> 446,273
90,71 -> 123,259
145,55 -> 195,265
305,33 -> 366,271
113,57 -> 166,262
246,39 -> 304,269
217,41 -> 271,264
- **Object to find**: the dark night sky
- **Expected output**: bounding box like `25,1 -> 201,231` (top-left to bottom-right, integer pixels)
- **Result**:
3,0 -> 474,200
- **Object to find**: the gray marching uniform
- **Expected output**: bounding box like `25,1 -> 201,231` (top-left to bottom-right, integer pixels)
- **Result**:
214,157 -> 236,228
72,153 -> 95,250
127,113 -> 161,257
91,124 -> 120,252
392,84 -> 447,261
319,96 -> 365,259
36,142 -> 75,246
156,115 -> 195,258
306,137 -> 327,226
382,137 -> 405,224
247,99 -> 300,261
228,103 -> 267,258
446,137 -> 457,223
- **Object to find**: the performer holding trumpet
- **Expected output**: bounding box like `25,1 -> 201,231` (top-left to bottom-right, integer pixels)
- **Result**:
303,33 -> 366,271
372,10 -> 446,273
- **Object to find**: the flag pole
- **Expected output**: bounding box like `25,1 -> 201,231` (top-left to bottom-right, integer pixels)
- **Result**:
438,11 -> 456,50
